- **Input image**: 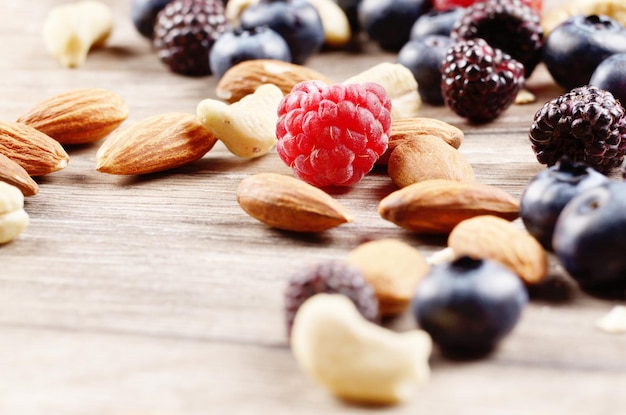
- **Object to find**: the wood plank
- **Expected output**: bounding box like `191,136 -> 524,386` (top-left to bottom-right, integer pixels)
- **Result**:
1,0 -> 625,414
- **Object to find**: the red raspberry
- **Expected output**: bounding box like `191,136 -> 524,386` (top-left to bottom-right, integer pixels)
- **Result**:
276,80 -> 392,187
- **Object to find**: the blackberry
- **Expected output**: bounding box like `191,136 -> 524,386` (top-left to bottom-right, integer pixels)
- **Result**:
450,0 -> 543,77
441,38 -> 525,122
284,261 -> 379,337
529,85 -> 626,173
152,0 -> 231,76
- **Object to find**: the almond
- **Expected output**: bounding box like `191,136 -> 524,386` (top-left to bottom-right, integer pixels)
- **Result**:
378,179 -> 519,234
216,59 -> 333,103
0,120 -> 69,176
387,135 -> 475,188
378,117 -> 464,166
236,173 -> 353,232
392,117 -> 464,149
448,215 -> 548,285
17,87 -> 129,145
96,112 -> 217,175
346,239 -> 429,316
0,153 -> 39,196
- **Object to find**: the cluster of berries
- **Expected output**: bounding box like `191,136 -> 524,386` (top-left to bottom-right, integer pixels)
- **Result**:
131,0 -> 326,77
284,256 -> 527,358
131,0 -> 626,188
398,0 -> 543,122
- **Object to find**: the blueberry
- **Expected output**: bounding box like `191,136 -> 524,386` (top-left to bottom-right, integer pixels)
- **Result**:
239,0 -> 325,65
209,27 -> 292,79
543,15 -> 626,90
412,256 -> 528,358
590,53 -> 626,106
131,0 -> 172,39
357,0 -> 432,52
397,35 -> 453,105
553,181 -> 626,297
520,157 -> 609,251
410,7 -> 465,39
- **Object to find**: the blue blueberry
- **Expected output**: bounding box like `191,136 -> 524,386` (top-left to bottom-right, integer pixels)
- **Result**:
397,35 -> 453,105
543,14 -> 626,90
519,157 -> 609,251
131,0 -> 172,39
358,0 -> 432,52
209,27 -> 292,79
410,7 -> 465,39
239,0 -> 325,65
553,181 -> 626,297
412,256 -> 528,359
590,53 -> 626,106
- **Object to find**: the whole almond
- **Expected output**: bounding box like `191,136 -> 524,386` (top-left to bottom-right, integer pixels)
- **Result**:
17,87 -> 129,145
387,135 -> 475,188
346,239 -> 429,316
378,179 -> 519,234
96,112 -> 217,175
0,120 -> 69,176
236,173 -> 353,232
0,153 -> 39,196
216,59 -> 333,103
448,215 -> 547,285
378,117 -> 463,166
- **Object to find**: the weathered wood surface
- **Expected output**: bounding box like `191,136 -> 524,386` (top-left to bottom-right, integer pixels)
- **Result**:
1,1 -> 625,414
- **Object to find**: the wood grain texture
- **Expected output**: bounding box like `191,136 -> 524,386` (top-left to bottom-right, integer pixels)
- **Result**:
1,1 -> 625,414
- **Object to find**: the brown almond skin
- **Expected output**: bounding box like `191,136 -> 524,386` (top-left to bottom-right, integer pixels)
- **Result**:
216,59 -> 333,103
448,215 -> 548,285
0,152 -> 39,196
0,121 -> 69,176
387,136 -> 475,188
377,117 -> 464,166
236,173 -> 353,232
96,112 -> 218,175
378,179 -> 519,234
17,87 -> 129,145
346,239 -> 429,316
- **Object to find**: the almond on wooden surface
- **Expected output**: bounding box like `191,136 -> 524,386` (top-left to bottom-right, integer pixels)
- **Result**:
17,87 -> 129,145
0,120 -> 69,177
236,172 -> 353,232
95,112 -> 217,175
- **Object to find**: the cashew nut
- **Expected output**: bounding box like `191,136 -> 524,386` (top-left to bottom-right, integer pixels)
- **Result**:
291,293 -> 432,405
42,0 -> 114,68
196,83 -> 283,158
344,63 -> 422,119
0,182 -> 29,244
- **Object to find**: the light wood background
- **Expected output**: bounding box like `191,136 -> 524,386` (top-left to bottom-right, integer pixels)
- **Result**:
1,1 -> 625,414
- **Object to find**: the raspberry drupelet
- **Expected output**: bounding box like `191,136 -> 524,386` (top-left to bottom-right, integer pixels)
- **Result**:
276,80 -> 392,187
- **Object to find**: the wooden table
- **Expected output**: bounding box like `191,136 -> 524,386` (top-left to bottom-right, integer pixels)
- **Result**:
2,1 -> 625,414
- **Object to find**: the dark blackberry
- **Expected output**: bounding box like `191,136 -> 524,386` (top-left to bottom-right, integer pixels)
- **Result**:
284,261 -> 379,337
152,0 -> 231,76
450,0 -> 543,77
441,38 -> 525,122
529,85 -> 626,173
